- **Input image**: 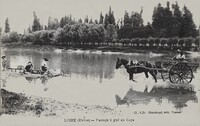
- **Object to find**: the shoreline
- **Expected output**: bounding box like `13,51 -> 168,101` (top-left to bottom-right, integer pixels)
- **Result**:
1,42 -> 178,54
1,88 -> 116,117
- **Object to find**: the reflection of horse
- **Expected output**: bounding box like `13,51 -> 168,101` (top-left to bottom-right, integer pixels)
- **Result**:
116,58 -> 157,83
116,85 -> 197,109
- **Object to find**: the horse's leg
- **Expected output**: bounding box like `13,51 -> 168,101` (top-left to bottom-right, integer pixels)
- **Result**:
149,70 -> 157,83
129,73 -> 137,82
129,73 -> 132,81
144,71 -> 149,78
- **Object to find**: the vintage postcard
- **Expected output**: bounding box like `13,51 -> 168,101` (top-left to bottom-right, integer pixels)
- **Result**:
0,0 -> 200,125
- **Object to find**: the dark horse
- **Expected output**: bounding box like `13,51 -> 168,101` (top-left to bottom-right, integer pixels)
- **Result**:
116,58 -> 157,83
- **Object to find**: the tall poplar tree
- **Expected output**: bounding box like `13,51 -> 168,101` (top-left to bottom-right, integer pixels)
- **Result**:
32,11 -> 42,32
4,18 -> 10,33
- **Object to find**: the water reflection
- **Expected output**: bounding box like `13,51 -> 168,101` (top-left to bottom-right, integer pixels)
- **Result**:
24,76 -> 49,85
116,85 -> 198,109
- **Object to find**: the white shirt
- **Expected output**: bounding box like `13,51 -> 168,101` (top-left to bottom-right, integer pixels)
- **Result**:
176,54 -> 185,59
42,61 -> 48,67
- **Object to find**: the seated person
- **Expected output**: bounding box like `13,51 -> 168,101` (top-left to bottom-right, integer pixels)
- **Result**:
24,61 -> 33,73
172,49 -> 186,60
41,58 -> 48,74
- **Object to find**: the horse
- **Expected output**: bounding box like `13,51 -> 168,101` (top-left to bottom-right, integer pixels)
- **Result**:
115,58 -> 157,83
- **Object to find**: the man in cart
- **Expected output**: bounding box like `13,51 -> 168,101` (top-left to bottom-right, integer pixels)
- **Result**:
172,49 -> 186,61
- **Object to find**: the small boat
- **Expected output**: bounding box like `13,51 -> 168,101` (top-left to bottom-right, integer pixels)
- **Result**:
6,67 -> 64,78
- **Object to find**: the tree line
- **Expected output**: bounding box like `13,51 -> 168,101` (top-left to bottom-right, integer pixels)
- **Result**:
1,2 -> 199,50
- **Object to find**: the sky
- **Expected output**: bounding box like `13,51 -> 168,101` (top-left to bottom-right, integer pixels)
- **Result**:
0,0 -> 200,33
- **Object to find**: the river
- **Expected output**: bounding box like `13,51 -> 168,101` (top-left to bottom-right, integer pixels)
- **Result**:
1,48 -> 200,114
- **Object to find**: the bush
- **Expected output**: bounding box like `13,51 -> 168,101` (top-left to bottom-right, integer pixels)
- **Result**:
21,33 -> 35,42
32,30 -> 54,45
185,38 -> 193,48
178,38 -> 185,47
140,39 -> 148,46
194,37 -> 199,47
148,37 -> 155,47
160,38 -> 168,46
1,32 -> 20,43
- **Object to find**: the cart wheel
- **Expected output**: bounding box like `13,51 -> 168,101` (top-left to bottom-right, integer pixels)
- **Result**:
169,63 -> 193,84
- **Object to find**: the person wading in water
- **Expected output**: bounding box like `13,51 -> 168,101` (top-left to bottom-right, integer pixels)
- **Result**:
1,56 -> 7,71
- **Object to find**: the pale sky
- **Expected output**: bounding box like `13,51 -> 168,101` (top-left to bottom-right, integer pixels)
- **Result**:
0,0 -> 199,33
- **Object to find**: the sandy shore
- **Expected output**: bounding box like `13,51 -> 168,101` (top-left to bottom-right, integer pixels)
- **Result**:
1,88 -> 117,116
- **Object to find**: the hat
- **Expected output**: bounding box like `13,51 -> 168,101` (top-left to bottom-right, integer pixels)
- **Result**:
44,58 -> 49,61
1,56 -> 6,59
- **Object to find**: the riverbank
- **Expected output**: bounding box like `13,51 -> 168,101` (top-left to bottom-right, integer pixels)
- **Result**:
1,88 -> 116,116
1,42 -> 175,54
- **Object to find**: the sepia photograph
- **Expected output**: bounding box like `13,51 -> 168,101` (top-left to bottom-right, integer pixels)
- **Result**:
0,0 -> 200,125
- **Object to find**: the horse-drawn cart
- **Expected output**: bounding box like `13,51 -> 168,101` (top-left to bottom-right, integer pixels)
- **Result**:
155,59 -> 199,84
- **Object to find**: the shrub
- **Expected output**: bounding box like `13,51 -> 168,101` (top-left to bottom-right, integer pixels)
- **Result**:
1,32 -> 20,43
185,38 -> 193,48
21,33 -> 35,42
194,37 -> 199,47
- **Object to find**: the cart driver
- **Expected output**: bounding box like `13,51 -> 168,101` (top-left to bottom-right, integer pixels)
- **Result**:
172,49 -> 186,60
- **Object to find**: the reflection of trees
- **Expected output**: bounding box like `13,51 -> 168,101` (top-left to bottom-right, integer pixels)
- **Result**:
61,53 -> 115,81
116,85 -> 198,109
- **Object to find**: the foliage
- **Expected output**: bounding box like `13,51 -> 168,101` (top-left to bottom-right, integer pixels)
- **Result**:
152,2 -> 197,38
0,27 -> 2,38
179,6 -> 197,37
48,17 -> 59,30
32,12 -> 42,32
4,18 -> 10,33
21,33 -> 35,42
1,32 -> 20,43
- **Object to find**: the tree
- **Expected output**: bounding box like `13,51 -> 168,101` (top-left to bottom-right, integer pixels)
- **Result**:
48,17 -> 59,30
78,19 -> 83,23
60,16 -> 72,28
152,2 -> 173,37
0,27 -> 2,37
123,11 -> 132,27
104,6 -> 116,28
94,19 -> 98,24
4,18 -> 10,33
172,2 -> 182,37
108,6 -> 115,25
89,18 -> 93,24
105,24 -> 117,44
99,12 -> 104,24
84,16 -> 89,23
104,14 -> 109,28
32,12 -> 42,32
163,2 -> 173,37
131,8 -> 143,28
179,6 -> 197,37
